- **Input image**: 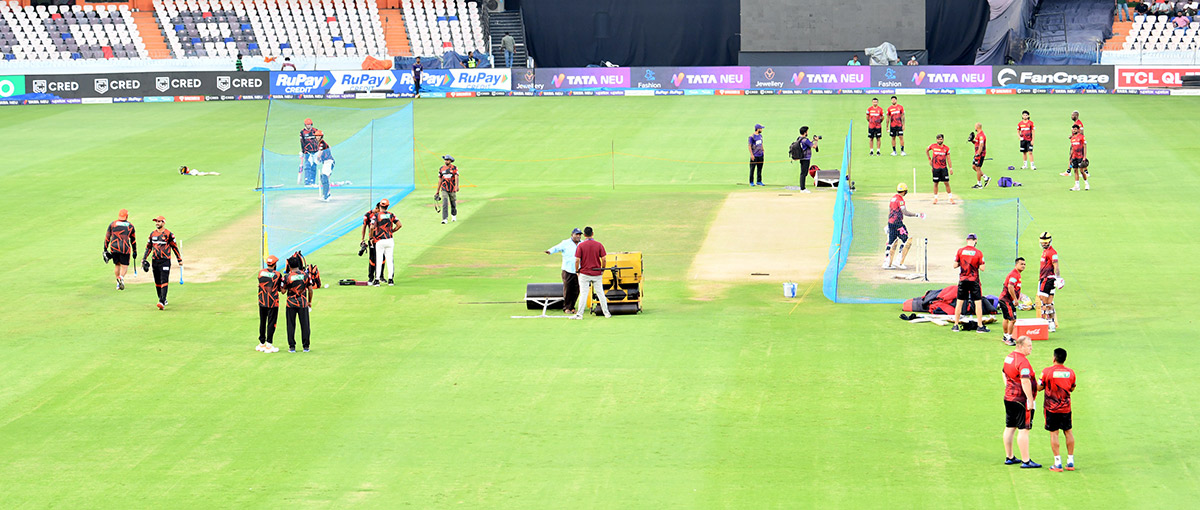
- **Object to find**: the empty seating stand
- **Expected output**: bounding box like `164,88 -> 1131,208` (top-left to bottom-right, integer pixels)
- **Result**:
0,2 -> 148,61
403,0 -> 485,57
1119,14 -> 1200,51
156,0 -> 387,59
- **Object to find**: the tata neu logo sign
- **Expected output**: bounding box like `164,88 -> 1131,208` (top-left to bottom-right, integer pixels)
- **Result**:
1116,67 -> 1200,88
993,66 -> 1114,90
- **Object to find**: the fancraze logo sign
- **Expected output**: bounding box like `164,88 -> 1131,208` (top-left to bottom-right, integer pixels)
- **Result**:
0,75 -> 27,97
993,66 -> 1114,89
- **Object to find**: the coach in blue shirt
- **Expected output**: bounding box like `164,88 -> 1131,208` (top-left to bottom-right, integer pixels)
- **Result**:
545,228 -> 583,314
748,124 -> 765,186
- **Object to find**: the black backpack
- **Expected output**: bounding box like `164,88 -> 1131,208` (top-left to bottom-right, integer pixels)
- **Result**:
788,137 -> 803,160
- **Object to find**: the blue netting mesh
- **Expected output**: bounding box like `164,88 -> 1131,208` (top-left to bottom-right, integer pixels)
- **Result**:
823,124 -> 855,302
259,101 -> 414,261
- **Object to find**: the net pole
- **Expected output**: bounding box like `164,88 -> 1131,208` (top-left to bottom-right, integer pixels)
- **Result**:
370,119 -> 375,208
611,139 -> 615,190
258,100 -> 273,267
1015,198 -> 1021,260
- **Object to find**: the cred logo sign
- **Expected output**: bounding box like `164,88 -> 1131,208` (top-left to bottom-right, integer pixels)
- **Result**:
1116,67 -> 1200,87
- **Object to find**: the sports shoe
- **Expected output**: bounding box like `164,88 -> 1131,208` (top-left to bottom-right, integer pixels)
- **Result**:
1066,461 -> 1075,471
1084,183 -> 1090,191
256,344 -> 266,352
451,215 -> 457,222
372,280 -> 381,287
891,150 -> 897,156
951,325 -> 960,332
156,302 -> 164,310
569,314 -> 583,320
1003,337 -> 1016,346
983,175 -> 991,187
971,184 -> 982,189
1049,324 -> 1057,333
387,279 -> 395,286
977,326 -> 991,333
894,264 -> 908,270
800,189 -> 811,193
266,344 -> 279,353
1050,464 -> 1063,472
756,182 -> 764,186
1031,164 -> 1037,170
1060,171 -> 1071,177
1069,185 -> 1079,191
1004,457 -> 1021,465
117,278 -> 125,291
882,262 -> 894,269
289,349 -> 296,353
441,219 -> 447,224
900,150 -> 907,156
604,313 -> 612,318
303,348 -> 309,352
164,301 -> 168,307
932,196 -> 938,205
748,182 -> 756,187
1020,460 -> 1043,469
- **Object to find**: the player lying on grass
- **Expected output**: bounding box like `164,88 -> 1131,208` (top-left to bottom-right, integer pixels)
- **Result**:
883,182 -> 924,269
178,166 -> 220,176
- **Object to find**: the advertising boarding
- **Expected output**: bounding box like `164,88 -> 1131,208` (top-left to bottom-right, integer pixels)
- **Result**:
869,65 -> 992,89
418,68 -> 512,93
512,67 -> 629,91
751,66 -> 870,90
631,67 -> 751,90
27,71 -> 268,99
0,75 -> 25,98
1114,67 -> 1200,88
992,65 -> 1114,90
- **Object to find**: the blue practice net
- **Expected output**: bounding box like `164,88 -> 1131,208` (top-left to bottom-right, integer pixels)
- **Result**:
259,101 -> 414,261
824,123 -> 1035,304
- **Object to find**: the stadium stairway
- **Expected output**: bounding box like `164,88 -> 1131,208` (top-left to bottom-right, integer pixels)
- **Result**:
132,10 -> 171,58
380,7 -> 411,56
488,10 -> 525,66
1104,20 -> 1133,50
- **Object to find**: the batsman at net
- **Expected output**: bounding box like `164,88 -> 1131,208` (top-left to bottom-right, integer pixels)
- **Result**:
883,182 -> 925,270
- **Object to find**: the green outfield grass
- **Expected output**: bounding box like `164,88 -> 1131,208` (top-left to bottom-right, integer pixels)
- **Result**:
1,95 -> 1198,508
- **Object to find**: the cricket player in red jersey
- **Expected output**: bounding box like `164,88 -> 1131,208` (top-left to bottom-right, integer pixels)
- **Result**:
886,96 -> 906,155
1017,110 -> 1035,169
970,123 -> 990,189
283,252 -> 315,352
1003,336 -> 1042,468
866,98 -> 885,156
103,209 -> 136,290
1068,124 -> 1089,191
926,134 -> 954,204
437,154 -> 459,224
1062,111 -> 1083,176
141,216 -> 183,310
883,182 -> 924,269
372,199 -> 400,286
952,233 -> 988,333
300,118 -> 320,186
1039,347 -> 1077,472
359,202 -> 381,281
256,255 -> 283,353
1038,232 -> 1061,332
999,257 -> 1026,346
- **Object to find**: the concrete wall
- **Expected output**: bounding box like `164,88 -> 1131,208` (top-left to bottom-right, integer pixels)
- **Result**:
740,0 -> 926,52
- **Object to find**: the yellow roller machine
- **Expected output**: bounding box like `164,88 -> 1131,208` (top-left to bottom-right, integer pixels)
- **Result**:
587,251 -> 643,315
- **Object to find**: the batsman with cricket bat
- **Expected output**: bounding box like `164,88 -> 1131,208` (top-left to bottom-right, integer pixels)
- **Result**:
299,118 -> 320,186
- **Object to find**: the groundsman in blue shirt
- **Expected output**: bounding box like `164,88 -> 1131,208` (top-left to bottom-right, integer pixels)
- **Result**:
545,228 -> 583,314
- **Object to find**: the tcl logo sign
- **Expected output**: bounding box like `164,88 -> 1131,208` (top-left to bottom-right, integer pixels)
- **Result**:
1117,68 -> 1200,87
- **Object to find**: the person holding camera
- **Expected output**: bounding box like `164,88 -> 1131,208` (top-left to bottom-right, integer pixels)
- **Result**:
791,127 -> 819,192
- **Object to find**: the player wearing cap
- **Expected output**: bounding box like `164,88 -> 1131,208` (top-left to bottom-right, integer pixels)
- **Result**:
314,130 -> 335,201
300,118 -> 319,186
866,98 -> 884,156
546,228 -> 583,314
926,134 -> 954,205
1017,110 -> 1035,169
952,233 -> 989,333
103,209 -> 137,291
1002,336 -> 1042,469
1039,347 -> 1077,472
883,183 -> 924,269
887,96 -> 906,156
140,216 -> 182,310
1068,124 -> 1089,191
437,155 -> 459,224
256,255 -> 283,353
372,199 -> 400,286
1037,232 -> 1061,332
360,202 -> 381,282
412,57 -> 423,97
748,124 -> 765,186
970,123 -> 990,189
283,253 -> 315,352
999,257 -> 1026,346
